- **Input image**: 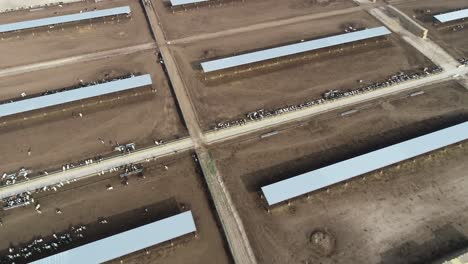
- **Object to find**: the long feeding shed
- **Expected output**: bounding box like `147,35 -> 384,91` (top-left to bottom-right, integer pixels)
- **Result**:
0,74 -> 152,117
261,122 -> 468,206
200,26 -> 392,73
32,211 -> 197,264
0,6 -> 131,33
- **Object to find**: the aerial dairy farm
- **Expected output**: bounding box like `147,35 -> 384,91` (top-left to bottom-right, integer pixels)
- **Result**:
0,0 -> 467,263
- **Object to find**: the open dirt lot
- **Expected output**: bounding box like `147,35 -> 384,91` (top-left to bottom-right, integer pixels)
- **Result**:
0,153 -> 232,264
153,0 -> 357,40
210,81 -> 468,264
393,0 -> 468,59
0,0 -> 81,12
0,0 -> 153,68
170,11 -> 434,130
0,50 -> 187,175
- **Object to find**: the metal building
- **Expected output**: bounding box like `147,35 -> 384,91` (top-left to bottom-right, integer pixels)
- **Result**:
434,8 -> 468,23
0,6 -> 131,33
32,211 -> 197,264
170,0 -> 209,6
0,74 -> 152,118
200,26 -> 392,73
261,122 -> 468,206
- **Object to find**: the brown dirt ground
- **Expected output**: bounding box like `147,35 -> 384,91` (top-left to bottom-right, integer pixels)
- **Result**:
0,50 -> 187,174
209,81 -> 468,264
0,153 -> 232,264
152,0 -> 357,40
0,0 -> 154,68
393,0 -> 468,59
170,11 -> 434,130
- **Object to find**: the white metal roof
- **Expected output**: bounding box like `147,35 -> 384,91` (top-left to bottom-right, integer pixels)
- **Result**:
261,122 -> 468,206
200,26 -> 392,73
0,74 -> 152,118
0,6 -> 131,33
170,0 -> 209,6
32,211 -> 197,264
434,8 -> 468,23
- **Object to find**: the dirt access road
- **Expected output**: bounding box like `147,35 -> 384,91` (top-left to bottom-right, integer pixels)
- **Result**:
142,1 -> 257,263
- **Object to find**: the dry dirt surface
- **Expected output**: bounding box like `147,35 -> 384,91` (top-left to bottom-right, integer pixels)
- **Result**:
393,0 -> 468,59
210,81 -> 468,264
0,50 -> 187,174
0,153 -> 232,264
0,0 -> 153,68
0,0 -> 81,12
152,0 -> 357,40
170,11 -> 434,130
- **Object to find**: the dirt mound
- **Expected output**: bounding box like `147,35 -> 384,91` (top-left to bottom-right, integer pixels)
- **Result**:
309,229 -> 336,256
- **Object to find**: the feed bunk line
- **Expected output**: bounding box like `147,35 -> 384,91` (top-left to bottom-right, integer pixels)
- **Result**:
200,26 -> 392,73
0,138 -> 194,200
0,74 -> 152,118
32,211 -> 196,263
261,121 -> 468,206
0,6 -> 131,34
